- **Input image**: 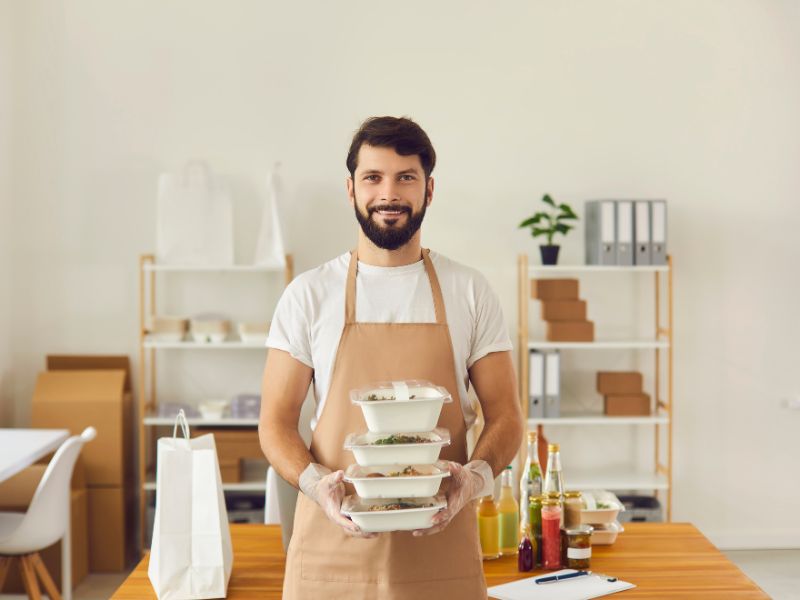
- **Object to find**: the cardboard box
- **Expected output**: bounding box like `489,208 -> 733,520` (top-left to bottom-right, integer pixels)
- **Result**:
31,369 -> 133,487
597,371 -> 643,395
219,458 -> 242,483
546,320 -> 595,342
87,486 -> 135,572
195,428 -> 264,461
604,393 -> 651,416
530,278 -> 579,301
0,467 -> 89,593
541,300 -> 587,322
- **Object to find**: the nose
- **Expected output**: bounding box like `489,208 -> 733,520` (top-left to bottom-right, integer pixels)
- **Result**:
378,180 -> 401,202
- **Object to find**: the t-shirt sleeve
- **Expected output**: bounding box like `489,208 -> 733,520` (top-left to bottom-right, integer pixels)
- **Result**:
266,281 -> 314,368
467,273 -> 513,369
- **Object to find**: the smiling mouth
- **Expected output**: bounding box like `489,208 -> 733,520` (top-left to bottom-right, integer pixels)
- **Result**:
372,206 -> 409,218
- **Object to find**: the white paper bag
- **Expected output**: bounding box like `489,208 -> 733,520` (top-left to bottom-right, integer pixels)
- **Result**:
156,161 -> 235,265
148,411 -> 233,600
252,167 -> 287,268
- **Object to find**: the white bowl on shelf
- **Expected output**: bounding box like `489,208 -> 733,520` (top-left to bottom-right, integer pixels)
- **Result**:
341,495 -> 445,533
344,461 -> 450,499
237,321 -> 270,344
198,399 -> 229,420
343,429 -> 450,467
350,380 -> 452,434
190,316 -> 230,343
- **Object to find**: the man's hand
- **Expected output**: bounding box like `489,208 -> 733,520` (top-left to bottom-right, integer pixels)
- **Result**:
412,460 -> 490,537
299,463 -> 377,539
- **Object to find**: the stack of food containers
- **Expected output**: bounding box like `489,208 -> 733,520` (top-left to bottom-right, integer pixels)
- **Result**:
576,490 -> 625,545
340,380 -> 453,533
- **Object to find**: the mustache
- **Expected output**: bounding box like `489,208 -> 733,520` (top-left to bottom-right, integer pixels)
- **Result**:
367,204 -> 412,216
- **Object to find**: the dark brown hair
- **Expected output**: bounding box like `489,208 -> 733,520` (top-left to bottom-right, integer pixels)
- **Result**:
346,116 -> 436,178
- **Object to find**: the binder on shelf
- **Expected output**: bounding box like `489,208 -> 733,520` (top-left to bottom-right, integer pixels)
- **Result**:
651,200 -> 667,265
584,200 -> 616,265
543,351 -> 560,419
615,200 -> 634,265
634,200 -> 652,265
528,350 -> 545,419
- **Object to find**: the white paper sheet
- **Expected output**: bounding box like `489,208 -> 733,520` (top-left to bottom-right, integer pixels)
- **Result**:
488,569 -> 635,600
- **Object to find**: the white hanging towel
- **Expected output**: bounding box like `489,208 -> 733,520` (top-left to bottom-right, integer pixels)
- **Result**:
253,166 -> 287,268
156,161 -> 235,266
148,411 -> 233,599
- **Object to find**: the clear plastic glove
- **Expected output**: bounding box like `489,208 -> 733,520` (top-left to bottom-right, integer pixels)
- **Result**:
299,462 -> 377,539
412,460 -> 492,537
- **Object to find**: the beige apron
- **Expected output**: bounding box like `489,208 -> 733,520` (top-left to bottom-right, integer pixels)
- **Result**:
282,249 -> 487,599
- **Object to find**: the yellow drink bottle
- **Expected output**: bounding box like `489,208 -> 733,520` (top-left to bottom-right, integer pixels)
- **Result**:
498,465 -> 520,555
478,495 -> 500,560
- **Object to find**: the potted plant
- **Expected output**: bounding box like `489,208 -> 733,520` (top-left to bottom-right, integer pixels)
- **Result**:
518,194 -> 578,265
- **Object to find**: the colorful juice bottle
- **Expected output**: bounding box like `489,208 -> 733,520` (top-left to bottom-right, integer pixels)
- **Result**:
478,495 -> 500,560
542,498 -> 562,570
498,466 -> 519,555
517,523 -> 534,572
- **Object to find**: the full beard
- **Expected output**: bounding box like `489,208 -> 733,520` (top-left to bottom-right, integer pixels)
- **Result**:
354,197 -> 427,251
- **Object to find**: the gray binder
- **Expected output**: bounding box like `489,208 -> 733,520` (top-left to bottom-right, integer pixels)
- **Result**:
528,350 -> 544,419
585,200 -> 616,265
615,200 -> 634,265
651,200 -> 667,265
634,200 -> 652,265
543,351 -> 560,418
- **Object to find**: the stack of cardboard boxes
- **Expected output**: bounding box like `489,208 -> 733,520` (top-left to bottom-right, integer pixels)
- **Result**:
531,278 -> 595,342
194,427 -> 266,483
597,371 -> 651,416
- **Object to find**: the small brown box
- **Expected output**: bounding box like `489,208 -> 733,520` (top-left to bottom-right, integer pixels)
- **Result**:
597,371 -> 643,395
531,278 -> 579,301
219,458 -> 242,483
541,300 -> 587,322
546,320 -> 594,342
604,393 -> 651,416
195,428 -> 264,461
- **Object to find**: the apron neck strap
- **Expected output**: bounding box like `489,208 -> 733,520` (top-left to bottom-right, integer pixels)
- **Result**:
345,248 -> 447,326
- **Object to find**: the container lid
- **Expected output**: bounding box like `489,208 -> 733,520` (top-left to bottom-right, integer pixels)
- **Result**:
350,380 -> 453,405
565,524 -> 594,535
344,461 -> 450,481
541,498 -> 561,507
545,491 -> 562,499
527,430 -> 538,441
341,495 -> 446,515
564,491 -> 583,498
548,443 -> 560,451
343,428 -> 451,449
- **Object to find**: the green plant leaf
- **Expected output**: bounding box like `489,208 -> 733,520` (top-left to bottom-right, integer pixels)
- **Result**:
556,213 -> 577,221
519,213 -> 547,228
554,223 -> 573,235
558,203 -> 578,218
541,194 -> 556,208
532,227 -> 551,238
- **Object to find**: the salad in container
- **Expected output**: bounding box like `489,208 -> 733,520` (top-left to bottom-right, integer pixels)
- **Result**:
350,380 -> 453,433
344,461 -> 450,499
341,495 -> 446,533
343,428 -> 451,467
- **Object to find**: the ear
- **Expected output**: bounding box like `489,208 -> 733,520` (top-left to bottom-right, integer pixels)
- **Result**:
426,177 -> 434,207
346,177 -> 355,207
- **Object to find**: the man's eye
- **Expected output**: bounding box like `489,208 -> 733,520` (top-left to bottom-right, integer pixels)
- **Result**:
399,174 -> 415,181
364,175 -> 379,182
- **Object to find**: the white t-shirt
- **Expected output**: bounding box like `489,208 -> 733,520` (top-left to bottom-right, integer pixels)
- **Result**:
266,251 -> 513,431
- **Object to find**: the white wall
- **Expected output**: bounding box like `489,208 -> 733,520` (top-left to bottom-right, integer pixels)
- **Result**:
7,0 -> 800,548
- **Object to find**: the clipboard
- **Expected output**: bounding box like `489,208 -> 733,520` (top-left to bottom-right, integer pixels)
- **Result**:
488,569 -> 635,600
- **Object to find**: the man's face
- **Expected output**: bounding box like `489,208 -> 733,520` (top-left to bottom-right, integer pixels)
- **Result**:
348,144 -> 434,251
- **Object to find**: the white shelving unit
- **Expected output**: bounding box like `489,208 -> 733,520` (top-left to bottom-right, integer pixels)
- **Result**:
137,253 -> 294,551
517,255 -> 674,520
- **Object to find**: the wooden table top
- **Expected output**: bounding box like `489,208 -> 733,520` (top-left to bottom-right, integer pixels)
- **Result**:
112,522 -> 767,599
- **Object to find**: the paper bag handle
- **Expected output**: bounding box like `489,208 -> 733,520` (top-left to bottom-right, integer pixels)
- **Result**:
173,409 -> 191,440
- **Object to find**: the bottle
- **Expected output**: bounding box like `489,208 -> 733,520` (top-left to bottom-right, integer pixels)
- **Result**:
519,430 -> 543,522
498,466 -> 519,555
529,494 -> 543,567
478,495 -> 500,560
541,498 -> 562,570
543,443 -> 565,525
517,523 -> 534,572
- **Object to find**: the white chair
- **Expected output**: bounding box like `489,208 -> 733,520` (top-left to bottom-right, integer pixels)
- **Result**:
0,427 -> 96,600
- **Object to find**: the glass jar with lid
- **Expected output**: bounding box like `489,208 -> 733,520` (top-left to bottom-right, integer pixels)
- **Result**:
563,490 -> 583,528
564,524 -> 594,569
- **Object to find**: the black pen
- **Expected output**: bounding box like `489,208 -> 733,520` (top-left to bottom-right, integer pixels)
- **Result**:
535,570 -> 590,585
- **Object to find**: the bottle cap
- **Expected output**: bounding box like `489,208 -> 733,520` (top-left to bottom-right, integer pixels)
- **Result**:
505,465 -> 513,470
548,443 -> 560,452
527,430 -> 538,441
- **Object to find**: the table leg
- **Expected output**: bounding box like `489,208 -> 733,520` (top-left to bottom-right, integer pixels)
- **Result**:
62,516 -> 72,600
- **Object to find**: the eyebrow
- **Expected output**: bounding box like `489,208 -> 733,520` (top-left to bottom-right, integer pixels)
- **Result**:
360,168 -> 421,176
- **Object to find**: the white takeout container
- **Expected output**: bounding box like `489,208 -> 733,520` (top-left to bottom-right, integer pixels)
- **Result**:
237,321 -> 270,344
199,399 -> 229,420
350,380 -> 452,434
579,490 -> 624,524
341,495 -> 446,533
190,316 -> 230,343
590,521 -> 624,545
343,428 -> 451,467
344,461 -> 450,499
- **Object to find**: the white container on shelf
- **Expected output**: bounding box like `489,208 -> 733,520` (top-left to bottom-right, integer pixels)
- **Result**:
590,521 -> 624,545
344,461 -> 450,499
190,315 -> 230,343
237,321 -> 270,344
579,490 -> 625,525
350,380 -> 452,434
343,429 -> 450,467
147,315 -> 189,342
341,495 -> 445,533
